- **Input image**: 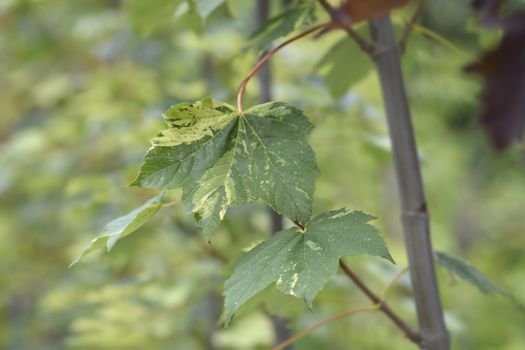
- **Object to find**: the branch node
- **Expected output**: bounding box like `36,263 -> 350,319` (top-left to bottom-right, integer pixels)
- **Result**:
317,0 -> 377,57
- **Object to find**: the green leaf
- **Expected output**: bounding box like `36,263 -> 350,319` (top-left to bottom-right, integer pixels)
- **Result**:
316,35 -> 373,99
192,0 -> 225,22
435,251 -> 508,295
132,99 -> 318,239
69,194 -> 163,267
245,2 -> 316,51
224,209 -> 393,325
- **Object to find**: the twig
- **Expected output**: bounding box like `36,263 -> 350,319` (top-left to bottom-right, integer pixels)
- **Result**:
272,304 -> 379,350
236,23 -> 326,112
380,267 -> 409,301
317,0 -> 377,56
399,0 -> 423,53
292,220 -> 305,230
339,260 -> 422,345
412,23 -> 474,59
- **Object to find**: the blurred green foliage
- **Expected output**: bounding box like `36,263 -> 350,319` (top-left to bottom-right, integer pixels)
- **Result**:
0,0 -> 524,349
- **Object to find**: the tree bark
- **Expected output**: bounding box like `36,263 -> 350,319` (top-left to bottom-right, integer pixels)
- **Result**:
369,17 -> 450,350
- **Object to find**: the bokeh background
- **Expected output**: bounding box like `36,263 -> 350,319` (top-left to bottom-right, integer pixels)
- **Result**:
1,0 -> 524,349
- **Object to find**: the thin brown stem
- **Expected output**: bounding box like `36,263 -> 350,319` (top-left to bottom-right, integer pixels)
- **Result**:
236,24 -> 325,112
272,305 -> 378,350
399,0 -> 423,53
292,220 -> 305,230
380,267 -> 409,301
317,0 -> 376,55
316,0 -> 333,14
339,260 -> 422,345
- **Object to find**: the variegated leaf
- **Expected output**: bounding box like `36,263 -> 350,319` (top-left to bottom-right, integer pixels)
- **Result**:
70,194 -> 163,267
224,209 -> 394,325
132,99 -> 318,239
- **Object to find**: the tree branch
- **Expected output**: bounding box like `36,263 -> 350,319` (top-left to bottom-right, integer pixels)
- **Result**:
380,267 -> 409,301
317,0 -> 377,55
399,0 -> 423,53
274,263 -> 420,349
339,261 -> 422,345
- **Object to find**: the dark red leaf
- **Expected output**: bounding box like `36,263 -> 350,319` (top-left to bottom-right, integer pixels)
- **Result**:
318,0 -> 410,36
466,11 -> 525,150
337,0 -> 411,23
472,0 -> 505,25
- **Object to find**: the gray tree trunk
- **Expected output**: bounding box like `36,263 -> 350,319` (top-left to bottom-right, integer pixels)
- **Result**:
369,17 -> 450,350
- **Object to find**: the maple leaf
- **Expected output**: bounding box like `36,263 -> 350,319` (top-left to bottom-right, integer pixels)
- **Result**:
224,209 -> 394,324
132,99 -> 319,239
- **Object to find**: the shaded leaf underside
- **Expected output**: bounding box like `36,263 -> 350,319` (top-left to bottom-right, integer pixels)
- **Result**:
70,194 -> 163,266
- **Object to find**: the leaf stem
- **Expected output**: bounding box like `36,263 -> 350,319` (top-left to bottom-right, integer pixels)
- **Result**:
339,260 -> 422,345
292,220 -> 305,230
236,23 -> 326,112
380,267 -> 409,301
399,0 -> 423,53
317,0 -> 377,55
272,263 -> 419,349
412,23 -> 474,59
272,304 -> 378,350
160,200 -> 179,208
379,267 -> 408,301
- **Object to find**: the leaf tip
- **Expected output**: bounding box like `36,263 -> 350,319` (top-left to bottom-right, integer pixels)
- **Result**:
384,253 -> 396,265
304,297 -> 314,311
